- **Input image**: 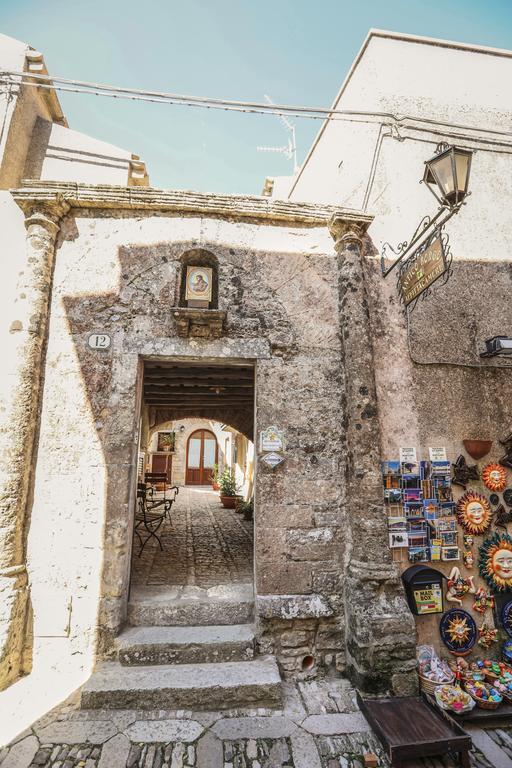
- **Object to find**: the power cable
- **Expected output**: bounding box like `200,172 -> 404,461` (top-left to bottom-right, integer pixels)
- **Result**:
2,70 -> 512,141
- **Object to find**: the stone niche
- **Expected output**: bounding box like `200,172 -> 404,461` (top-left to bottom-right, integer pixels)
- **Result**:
172,247 -> 226,338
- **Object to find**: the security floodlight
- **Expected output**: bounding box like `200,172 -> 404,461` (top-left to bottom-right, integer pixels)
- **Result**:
481,336 -> 512,358
423,143 -> 472,209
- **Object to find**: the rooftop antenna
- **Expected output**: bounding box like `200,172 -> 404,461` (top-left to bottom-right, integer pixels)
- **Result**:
257,94 -> 298,174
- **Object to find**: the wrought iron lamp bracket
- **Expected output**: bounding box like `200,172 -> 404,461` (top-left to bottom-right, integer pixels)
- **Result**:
380,199 -> 464,278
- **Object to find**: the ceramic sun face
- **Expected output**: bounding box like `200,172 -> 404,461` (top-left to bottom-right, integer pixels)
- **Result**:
482,463 -> 507,492
439,609 -> 477,655
479,533 -> 512,591
456,491 -> 492,535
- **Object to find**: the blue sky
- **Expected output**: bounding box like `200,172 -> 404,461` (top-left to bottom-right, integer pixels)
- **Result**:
1,0 -> 512,194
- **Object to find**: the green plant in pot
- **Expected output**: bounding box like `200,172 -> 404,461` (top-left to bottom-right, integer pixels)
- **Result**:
237,499 -> 253,521
210,463 -> 220,491
219,467 -> 241,509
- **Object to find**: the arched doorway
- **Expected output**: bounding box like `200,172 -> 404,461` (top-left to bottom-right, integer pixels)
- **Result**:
186,428 -> 218,485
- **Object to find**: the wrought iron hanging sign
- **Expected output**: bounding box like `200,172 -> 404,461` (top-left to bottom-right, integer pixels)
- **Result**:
397,227 -> 452,308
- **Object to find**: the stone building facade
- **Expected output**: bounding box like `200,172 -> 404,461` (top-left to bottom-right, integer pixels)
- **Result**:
3,27 -> 512,729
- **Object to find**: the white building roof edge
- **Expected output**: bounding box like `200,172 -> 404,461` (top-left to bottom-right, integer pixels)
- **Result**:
288,28 -> 512,198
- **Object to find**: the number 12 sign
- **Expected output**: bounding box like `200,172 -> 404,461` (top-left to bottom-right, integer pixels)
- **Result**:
88,333 -> 111,350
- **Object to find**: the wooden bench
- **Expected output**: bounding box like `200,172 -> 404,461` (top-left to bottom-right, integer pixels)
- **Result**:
357,692 -> 472,767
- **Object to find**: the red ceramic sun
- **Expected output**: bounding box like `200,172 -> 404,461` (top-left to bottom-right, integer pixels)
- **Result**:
482,463 -> 507,492
456,491 -> 492,535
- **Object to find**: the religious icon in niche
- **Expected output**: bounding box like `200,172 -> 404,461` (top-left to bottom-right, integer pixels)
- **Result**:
452,455 -> 479,489
482,463 -> 507,493
185,266 -> 213,305
439,608 -> 477,656
456,491 -> 492,535
479,533 -> 512,592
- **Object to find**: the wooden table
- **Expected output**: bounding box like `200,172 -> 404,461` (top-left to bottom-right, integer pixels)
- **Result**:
357,692 -> 472,767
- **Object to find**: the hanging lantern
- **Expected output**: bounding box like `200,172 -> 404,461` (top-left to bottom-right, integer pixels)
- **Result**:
423,144 -> 472,208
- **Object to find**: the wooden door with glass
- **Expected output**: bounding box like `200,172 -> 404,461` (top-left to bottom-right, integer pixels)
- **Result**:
186,429 -> 218,485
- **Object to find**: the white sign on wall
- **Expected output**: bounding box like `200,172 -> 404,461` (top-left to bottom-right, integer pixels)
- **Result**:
399,447 -> 417,463
88,333 -> 111,351
429,447 -> 447,461
260,452 -> 285,469
260,426 -> 285,453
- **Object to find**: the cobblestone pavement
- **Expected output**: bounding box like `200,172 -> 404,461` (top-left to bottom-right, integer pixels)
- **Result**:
131,487 -> 253,590
2,680 -> 511,768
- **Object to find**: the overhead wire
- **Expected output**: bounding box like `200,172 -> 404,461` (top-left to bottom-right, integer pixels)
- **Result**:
2,70 -> 512,142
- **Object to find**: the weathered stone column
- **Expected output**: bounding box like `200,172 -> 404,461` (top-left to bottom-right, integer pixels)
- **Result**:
0,197 -> 69,689
329,215 -> 417,696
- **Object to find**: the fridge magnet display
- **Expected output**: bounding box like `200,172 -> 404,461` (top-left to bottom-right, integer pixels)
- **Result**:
440,608 -> 477,656
493,503 -> 512,530
501,601 -> 512,637
441,546 -> 460,561
478,621 -> 498,649
482,463 -> 508,493
479,532 -> 512,592
446,567 -> 476,606
473,588 -> 494,614
456,491 -> 492,535
452,455 -> 479,489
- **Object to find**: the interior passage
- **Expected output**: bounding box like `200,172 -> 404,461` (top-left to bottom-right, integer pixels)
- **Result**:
130,486 -> 253,589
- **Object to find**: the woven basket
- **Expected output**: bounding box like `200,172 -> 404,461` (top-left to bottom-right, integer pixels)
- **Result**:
419,673 -> 454,695
465,686 -> 501,710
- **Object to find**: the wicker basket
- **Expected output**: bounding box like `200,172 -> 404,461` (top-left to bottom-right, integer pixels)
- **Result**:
464,684 -> 502,710
419,673 -> 454,695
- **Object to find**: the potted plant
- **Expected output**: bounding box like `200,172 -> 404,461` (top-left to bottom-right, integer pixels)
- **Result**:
237,499 -> 253,521
210,463 -> 220,491
219,467 -> 241,509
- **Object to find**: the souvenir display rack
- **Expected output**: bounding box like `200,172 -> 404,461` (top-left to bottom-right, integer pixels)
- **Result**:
382,458 -> 458,563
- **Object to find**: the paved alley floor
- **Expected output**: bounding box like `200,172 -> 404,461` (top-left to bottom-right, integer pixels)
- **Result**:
130,487 -> 254,590
1,678 -> 511,768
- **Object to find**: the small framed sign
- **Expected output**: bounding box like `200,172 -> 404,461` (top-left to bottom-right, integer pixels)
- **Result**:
260,426 -> 285,453
398,230 -> 449,307
260,452 -> 285,469
88,333 -> 111,350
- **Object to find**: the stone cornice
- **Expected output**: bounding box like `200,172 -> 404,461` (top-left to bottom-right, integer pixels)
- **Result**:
11,180 -> 373,229
328,213 -> 373,244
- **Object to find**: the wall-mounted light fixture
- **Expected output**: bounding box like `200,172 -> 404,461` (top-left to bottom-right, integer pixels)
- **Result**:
381,143 -> 473,281
481,336 -> 512,358
179,424 -> 186,432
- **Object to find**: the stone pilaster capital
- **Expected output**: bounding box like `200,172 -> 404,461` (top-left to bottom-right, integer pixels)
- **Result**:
328,213 -> 373,247
12,194 -> 70,238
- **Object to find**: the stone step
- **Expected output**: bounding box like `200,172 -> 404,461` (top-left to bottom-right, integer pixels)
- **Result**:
127,585 -> 254,627
116,624 -> 255,665
81,657 -> 282,710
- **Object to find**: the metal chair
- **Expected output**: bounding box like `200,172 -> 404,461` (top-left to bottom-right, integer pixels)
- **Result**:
134,485 -> 173,554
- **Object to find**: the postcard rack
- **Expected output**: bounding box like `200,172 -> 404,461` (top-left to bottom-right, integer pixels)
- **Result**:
382,458 -> 458,564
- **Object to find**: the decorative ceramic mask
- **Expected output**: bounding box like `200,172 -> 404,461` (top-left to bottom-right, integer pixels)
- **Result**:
479,533 -> 512,591
446,566 -> 476,606
463,534 -> 474,548
477,621 -> 498,649
482,463 -> 507,493
452,455 -> 479,489
499,434 -> 512,470
463,550 -> 474,568
472,587 -> 494,614
504,489 -> 512,508
456,491 -> 492,535
440,608 -> 477,656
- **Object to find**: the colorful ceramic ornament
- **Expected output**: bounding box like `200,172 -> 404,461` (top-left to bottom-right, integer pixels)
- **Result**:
479,532 -> 512,592
446,567 -> 477,606
472,587 -> 494,614
463,534 -> 474,548
482,463 -> 508,493
499,434 -> 512,470
452,455 -> 479,489
440,608 -> 477,656
456,491 -> 492,535
501,600 -> 512,638
493,503 -> 512,530
463,550 -> 474,568
478,621 -> 498,649
504,489 -> 512,507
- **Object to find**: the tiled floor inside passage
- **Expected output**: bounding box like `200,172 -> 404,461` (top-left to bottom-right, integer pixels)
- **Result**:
130,486 -> 254,590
